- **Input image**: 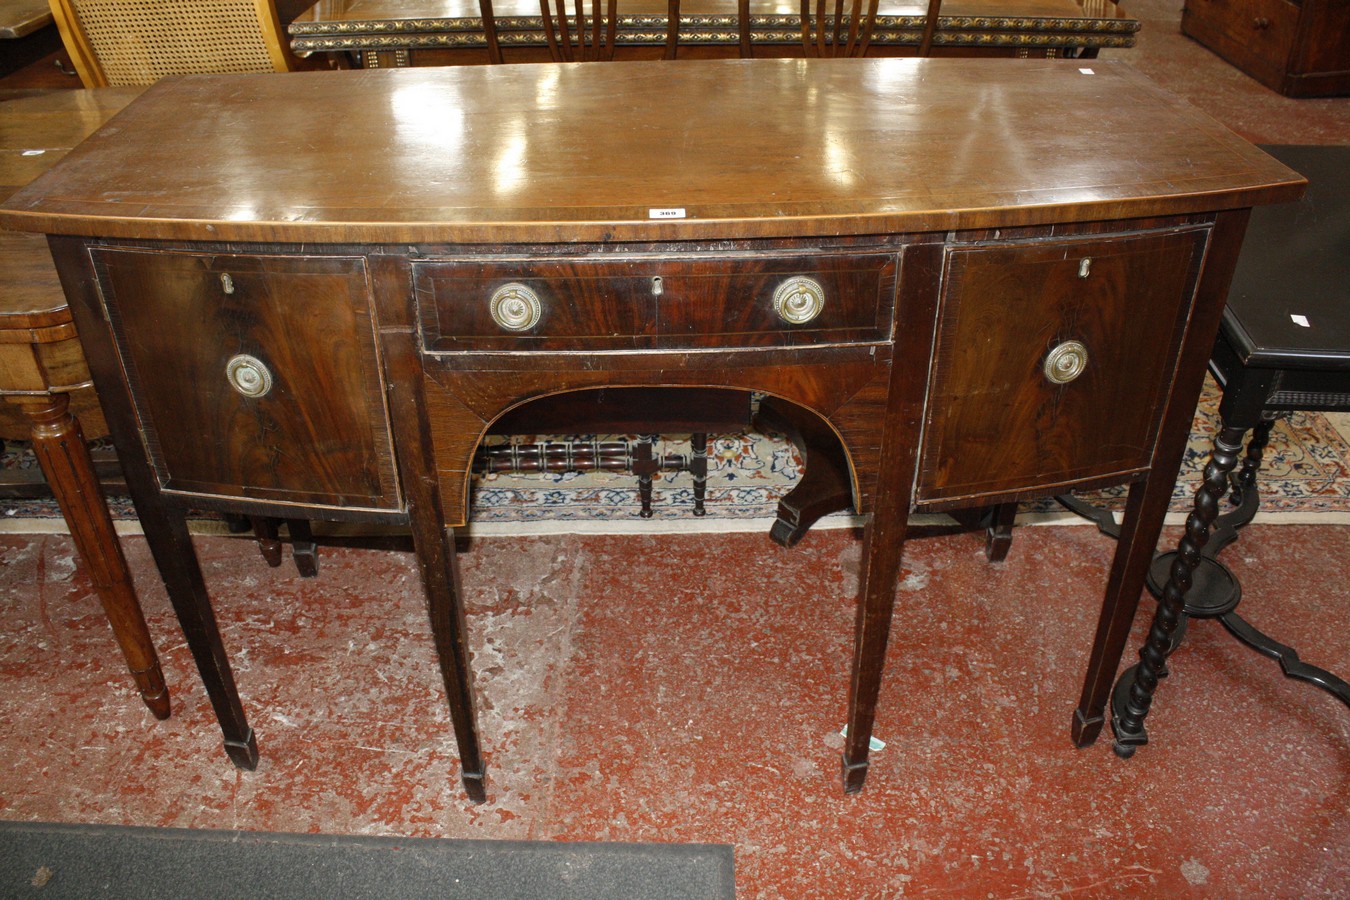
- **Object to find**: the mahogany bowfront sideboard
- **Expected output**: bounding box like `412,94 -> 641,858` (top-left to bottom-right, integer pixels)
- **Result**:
0,58 -> 1302,802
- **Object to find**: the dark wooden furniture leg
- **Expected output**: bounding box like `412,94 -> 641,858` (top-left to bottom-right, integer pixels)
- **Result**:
7,393 -> 170,719
842,239 -> 939,792
1115,408 -> 1350,756
249,516 -> 284,567
1107,423 -> 1248,755
755,396 -> 853,548
690,431 -> 708,516
248,517 -> 318,576
947,503 -> 1020,562
381,304 -> 487,803
285,518 -> 319,578
634,436 -> 656,518
759,396 -> 1020,558
980,503 -> 1018,562
139,503 -> 259,768
53,236 -> 257,770
1071,209 -> 1254,749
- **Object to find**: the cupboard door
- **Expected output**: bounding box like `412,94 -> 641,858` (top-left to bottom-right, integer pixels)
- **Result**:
917,228 -> 1209,505
94,249 -> 400,510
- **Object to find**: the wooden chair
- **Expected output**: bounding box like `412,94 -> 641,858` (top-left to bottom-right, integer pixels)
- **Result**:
47,0 -> 319,87
801,0 -> 943,57
480,0 -> 622,64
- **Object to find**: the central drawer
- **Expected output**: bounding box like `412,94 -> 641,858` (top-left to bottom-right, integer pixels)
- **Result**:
413,252 -> 898,352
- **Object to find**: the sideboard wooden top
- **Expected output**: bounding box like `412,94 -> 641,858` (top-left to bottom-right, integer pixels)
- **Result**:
0,58 -> 1304,244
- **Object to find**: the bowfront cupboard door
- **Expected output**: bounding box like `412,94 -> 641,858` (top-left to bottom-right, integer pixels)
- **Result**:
917,225 -> 1212,508
91,248 -> 401,512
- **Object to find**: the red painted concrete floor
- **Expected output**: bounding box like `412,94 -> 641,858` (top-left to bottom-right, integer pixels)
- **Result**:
2,523 -> 1348,896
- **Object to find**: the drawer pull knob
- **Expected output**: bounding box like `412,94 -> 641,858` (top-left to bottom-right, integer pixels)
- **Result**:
1044,340 -> 1089,385
1078,258 -> 1092,278
489,283 -> 542,331
220,273 -> 235,294
772,276 -> 826,325
226,354 -> 273,398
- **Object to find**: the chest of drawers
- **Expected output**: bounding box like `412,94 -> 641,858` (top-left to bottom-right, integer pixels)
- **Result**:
1182,0 -> 1350,97
3,59 -> 1303,802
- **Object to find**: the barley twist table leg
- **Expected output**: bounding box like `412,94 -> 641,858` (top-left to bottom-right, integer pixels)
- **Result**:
1109,424 -> 1247,756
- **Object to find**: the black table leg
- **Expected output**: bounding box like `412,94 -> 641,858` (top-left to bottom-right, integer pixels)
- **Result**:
1111,411 -> 1350,755
1108,423 -> 1249,757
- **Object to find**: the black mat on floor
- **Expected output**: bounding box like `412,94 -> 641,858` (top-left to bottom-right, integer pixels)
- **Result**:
0,821 -> 734,899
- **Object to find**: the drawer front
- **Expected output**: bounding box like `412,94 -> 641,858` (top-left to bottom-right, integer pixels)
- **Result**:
414,253 -> 896,352
1183,0 -> 1298,75
917,228 -> 1210,504
94,249 -> 400,510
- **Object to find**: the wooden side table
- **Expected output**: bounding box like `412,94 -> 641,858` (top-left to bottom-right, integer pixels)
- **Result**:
1111,144 -> 1350,755
0,87 -> 169,718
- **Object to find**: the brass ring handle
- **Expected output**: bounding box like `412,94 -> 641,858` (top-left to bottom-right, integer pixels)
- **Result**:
226,354 -> 273,398
489,283 -> 542,332
772,276 -> 826,325
1044,340 -> 1089,385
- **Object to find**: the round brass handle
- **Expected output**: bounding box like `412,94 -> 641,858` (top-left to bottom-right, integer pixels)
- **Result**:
772,276 -> 826,325
226,354 -> 273,398
1044,340 -> 1089,385
1253,16 -> 1270,28
489,283 -> 542,332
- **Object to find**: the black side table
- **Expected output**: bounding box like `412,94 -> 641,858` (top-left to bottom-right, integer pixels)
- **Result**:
1109,145 -> 1350,756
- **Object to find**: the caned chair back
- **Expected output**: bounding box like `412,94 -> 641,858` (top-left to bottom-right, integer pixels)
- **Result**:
48,0 -> 306,87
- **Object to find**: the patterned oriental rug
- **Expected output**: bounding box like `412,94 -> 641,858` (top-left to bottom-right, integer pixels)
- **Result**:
3,378 -> 1349,534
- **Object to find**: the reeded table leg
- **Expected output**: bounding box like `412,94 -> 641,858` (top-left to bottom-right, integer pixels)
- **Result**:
8,394 -> 170,719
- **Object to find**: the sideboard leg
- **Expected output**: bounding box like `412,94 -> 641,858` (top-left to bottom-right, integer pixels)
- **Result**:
49,234 -> 254,767
12,394 -> 171,720
413,520 -> 487,804
982,502 -> 1019,563
1072,477 -> 1170,749
139,499 -> 257,769
843,512 -> 907,793
379,310 -> 487,803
